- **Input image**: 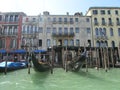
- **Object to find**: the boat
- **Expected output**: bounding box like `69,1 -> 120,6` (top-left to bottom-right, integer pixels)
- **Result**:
0,61 -> 28,72
31,52 -> 52,72
66,49 -> 87,72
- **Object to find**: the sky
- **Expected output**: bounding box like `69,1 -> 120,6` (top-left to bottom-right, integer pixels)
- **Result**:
0,0 -> 120,15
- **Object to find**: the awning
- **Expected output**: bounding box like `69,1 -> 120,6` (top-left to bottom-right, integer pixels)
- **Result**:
11,49 -> 26,54
33,50 -> 46,53
0,50 -> 6,54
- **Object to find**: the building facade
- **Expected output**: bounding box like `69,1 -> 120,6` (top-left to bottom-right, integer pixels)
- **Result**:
0,12 -> 26,51
86,7 -> 120,48
21,11 -> 92,50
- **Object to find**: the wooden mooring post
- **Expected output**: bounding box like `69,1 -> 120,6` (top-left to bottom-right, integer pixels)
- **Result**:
4,51 -> 9,75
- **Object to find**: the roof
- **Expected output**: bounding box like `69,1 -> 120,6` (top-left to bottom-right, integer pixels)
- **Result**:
89,7 -> 120,10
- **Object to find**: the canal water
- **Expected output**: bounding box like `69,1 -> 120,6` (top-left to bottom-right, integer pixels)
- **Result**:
0,68 -> 120,90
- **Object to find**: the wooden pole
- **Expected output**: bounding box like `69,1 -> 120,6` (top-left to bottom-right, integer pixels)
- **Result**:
106,47 -> 110,69
28,53 -> 31,74
104,48 -> 107,72
4,52 -> 8,75
111,48 -> 114,68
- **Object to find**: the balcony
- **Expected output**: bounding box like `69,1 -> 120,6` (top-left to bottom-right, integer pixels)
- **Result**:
116,22 -> 120,26
101,22 -> 106,26
52,32 -> 75,37
52,21 -> 74,24
108,22 -> 114,26
95,35 -> 108,40
94,22 -> 99,25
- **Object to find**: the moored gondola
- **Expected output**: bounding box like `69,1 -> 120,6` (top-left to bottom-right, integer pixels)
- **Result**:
31,50 -> 52,72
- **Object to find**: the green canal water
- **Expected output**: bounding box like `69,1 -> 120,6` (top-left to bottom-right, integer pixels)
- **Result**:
0,68 -> 120,90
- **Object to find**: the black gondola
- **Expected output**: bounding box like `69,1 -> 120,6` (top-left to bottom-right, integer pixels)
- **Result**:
31,52 -> 52,72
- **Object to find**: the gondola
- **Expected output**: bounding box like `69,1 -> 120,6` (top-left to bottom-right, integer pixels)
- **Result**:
0,61 -> 28,72
66,50 -> 87,72
31,53 -> 52,72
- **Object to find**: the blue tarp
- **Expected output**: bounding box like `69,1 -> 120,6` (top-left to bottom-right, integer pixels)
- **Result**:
33,50 -> 46,53
10,49 -> 26,54
0,50 -> 6,54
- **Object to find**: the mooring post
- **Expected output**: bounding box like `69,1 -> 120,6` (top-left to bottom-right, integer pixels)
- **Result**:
104,48 -> 107,72
28,53 -> 31,74
111,48 -> 114,68
4,52 -> 8,75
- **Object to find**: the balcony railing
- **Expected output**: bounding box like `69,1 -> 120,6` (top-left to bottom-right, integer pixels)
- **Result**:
94,22 -> 99,25
52,32 -> 75,37
95,35 -> 108,40
102,22 -> 106,26
108,22 -> 114,26
52,21 -> 74,24
116,22 -> 120,26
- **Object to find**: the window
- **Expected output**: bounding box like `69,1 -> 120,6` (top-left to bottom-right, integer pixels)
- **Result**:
95,28 -> 99,36
52,27 -> 57,34
70,18 -> 73,23
86,28 -> 91,34
53,17 -> 56,22
115,10 -> 118,15
116,18 -> 120,25
86,18 -> 89,22
5,15 -> 8,22
15,15 -> 18,21
0,39 -> 5,48
33,18 -> 36,22
96,41 -> 100,47
110,28 -> 113,36
0,15 -> 2,21
101,10 -> 105,15
39,39 -> 42,47
111,41 -> 115,48
47,39 -> 51,47
75,18 -> 78,22
10,15 -> 13,21
103,28 -> 106,36
38,27 -> 43,33
118,28 -> 120,36
93,10 -> 98,14
47,27 -> 51,33
108,18 -> 112,25
64,27 -> 68,35
75,27 -> 79,33
70,27 -> 74,34
10,39 -> 17,48
53,39 -> 56,46
76,39 -> 80,46
59,17 -> 62,23
102,18 -> 106,25
47,17 -> 51,21
70,39 -> 74,46
22,26 -> 25,33
99,28 -> 102,36
108,10 -> 111,14
64,18 -> 67,23
94,18 -> 98,25
58,27 -> 62,35
64,39 -> 68,46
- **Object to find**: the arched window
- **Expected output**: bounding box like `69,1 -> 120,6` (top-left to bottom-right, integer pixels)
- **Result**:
99,28 -> 102,36
111,41 -> 115,48
100,41 -> 104,47
64,39 -> 68,46
70,39 -> 74,46
94,18 -> 98,24
95,28 -> 99,36
110,28 -> 113,36
103,28 -> 106,36
105,41 -> 108,47
96,41 -> 100,47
